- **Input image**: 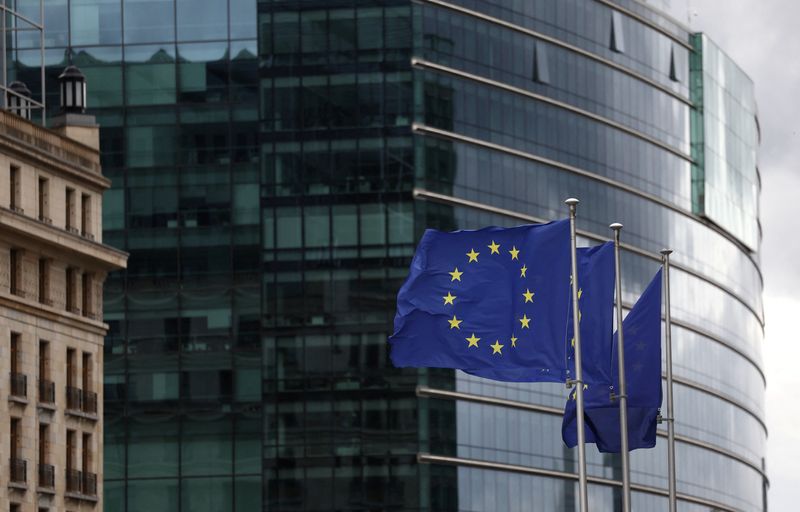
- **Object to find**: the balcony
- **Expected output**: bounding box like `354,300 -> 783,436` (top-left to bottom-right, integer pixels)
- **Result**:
66,386 -> 82,411
38,463 -> 54,489
65,469 -> 97,500
82,471 -> 97,496
10,373 -> 27,399
82,390 -> 97,415
39,379 -> 55,405
66,468 -> 82,494
10,458 -> 26,484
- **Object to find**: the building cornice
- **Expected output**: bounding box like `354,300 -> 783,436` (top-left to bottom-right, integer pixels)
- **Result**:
0,207 -> 128,271
0,110 -> 109,190
0,292 -> 109,336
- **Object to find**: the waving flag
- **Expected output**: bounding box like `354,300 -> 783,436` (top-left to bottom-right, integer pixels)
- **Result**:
390,219 -> 612,384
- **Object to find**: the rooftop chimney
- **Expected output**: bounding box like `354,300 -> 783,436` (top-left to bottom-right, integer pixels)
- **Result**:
50,65 -> 99,150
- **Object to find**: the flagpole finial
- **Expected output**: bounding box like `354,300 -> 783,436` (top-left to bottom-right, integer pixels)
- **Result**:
610,222 -> 623,231
660,249 -> 673,256
564,197 -> 580,206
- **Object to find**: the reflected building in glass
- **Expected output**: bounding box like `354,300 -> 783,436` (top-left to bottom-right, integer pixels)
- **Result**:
10,0 -> 764,510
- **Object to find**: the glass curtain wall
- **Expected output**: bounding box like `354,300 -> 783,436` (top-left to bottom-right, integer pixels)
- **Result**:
258,1 -> 429,510
4,0 -> 764,510
10,0 -> 261,510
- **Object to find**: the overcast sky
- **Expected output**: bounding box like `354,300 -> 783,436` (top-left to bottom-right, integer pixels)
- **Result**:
671,0 -> 800,508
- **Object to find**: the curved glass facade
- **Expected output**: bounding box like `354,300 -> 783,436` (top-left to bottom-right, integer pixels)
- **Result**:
10,0 -> 763,510
409,0 -> 765,510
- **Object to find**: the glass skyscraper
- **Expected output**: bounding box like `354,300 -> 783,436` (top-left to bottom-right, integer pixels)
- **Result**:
11,0 -> 764,510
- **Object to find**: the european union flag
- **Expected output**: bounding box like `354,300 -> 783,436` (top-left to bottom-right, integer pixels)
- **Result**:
566,242 -> 615,386
467,242 -> 615,383
562,269 -> 663,452
391,219 -> 577,383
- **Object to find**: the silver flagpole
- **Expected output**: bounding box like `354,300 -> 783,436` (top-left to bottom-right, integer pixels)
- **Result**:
565,198 -> 589,512
610,223 -> 631,512
661,249 -> 677,512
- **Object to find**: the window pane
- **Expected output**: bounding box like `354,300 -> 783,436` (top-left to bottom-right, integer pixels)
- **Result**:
177,43 -> 229,103
181,477 -> 233,512
276,206 -> 301,248
235,476 -> 262,512
230,0 -> 257,39
181,413 -> 232,476
125,45 -> 177,105
360,204 -> 386,245
176,0 -> 228,41
128,414 -> 179,477
305,206 -> 329,248
128,478 -> 178,510
124,0 -> 176,44
70,0 -> 122,46
332,205 -> 357,247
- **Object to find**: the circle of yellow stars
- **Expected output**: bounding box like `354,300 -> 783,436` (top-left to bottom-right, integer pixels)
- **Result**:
441,240 -> 534,356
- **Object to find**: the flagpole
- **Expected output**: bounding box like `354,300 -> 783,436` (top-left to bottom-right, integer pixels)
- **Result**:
610,223 -> 631,512
661,249 -> 677,512
565,198 -> 589,512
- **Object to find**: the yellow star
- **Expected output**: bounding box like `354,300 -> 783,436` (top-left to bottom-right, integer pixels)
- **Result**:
578,288 -> 583,299
570,384 -> 589,400
466,333 -> 480,348
448,315 -> 462,329
490,340 -> 504,355
466,249 -> 479,263
509,246 -> 520,260
519,314 -> 531,329
488,240 -> 500,254
449,268 -> 463,282
570,337 -> 575,347
443,292 -> 456,305
522,289 -> 535,303
510,335 -> 518,347
520,265 -> 527,278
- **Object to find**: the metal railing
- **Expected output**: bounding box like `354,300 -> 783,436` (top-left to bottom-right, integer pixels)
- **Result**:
38,463 -> 54,488
38,379 -> 55,404
83,471 -> 97,496
82,390 -> 97,415
66,386 -> 82,410
66,468 -> 82,493
10,458 -> 26,483
10,372 -> 27,398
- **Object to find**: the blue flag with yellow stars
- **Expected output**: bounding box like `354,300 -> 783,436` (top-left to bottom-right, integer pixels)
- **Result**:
562,269 -> 663,452
467,242 -> 614,383
391,219 -> 582,383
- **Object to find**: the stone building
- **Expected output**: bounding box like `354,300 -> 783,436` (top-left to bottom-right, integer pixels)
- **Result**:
0,71 -> 127,512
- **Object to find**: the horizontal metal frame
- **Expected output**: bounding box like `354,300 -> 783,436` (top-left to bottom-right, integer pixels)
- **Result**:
417,0 -> 693,106
412,58 -> 692,161
417,386 -> 767,482
418,452 -> 742,511
411,187 -> 767,386
592,0 -> 694,49
0,84 -> 46,109
411,124 -> 765,312
0,4 -> 43,29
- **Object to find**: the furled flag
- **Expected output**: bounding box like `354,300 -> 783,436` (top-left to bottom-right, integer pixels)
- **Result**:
467,242 -> 614,383
389,219 -> 612,384
562,269 -> 663,452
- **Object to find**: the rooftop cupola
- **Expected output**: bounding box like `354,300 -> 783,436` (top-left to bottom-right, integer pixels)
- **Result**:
58,65 -> 87,114
51,65 -> 99,150
7,80 -> 32,120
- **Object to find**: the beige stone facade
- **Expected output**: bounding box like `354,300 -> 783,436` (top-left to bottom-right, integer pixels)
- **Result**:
0,109 -> 126,512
